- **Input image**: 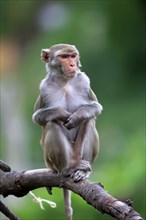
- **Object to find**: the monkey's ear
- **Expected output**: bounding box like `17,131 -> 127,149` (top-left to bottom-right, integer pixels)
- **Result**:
77,59 -> 82,68
41,49 -> 50,63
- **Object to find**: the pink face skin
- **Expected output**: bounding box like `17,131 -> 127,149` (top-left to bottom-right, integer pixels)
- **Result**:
57,53 -> 79,78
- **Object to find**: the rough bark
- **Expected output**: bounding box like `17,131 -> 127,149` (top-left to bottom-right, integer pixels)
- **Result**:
0,161 -> 143,220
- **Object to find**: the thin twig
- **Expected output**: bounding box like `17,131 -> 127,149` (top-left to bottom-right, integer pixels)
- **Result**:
0,201 -> 19,220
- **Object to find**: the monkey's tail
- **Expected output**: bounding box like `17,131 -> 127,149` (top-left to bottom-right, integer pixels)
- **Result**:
63,189 -> 73,220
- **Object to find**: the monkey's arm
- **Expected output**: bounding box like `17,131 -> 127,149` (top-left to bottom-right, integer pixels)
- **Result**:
32,95 -> 71,126
84,88 -> 103,116
64,88 -> 103,129
33,94 -> 45,110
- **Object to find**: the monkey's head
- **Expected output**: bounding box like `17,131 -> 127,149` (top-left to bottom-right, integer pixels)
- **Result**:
41,44 -> 81,79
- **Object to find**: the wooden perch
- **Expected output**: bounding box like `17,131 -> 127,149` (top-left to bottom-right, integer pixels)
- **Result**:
0,161 -> 144,220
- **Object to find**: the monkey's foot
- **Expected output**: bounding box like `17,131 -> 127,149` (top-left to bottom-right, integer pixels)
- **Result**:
63,160 -> 91,182
71,170 -> 90,182
75,160 -> 91,172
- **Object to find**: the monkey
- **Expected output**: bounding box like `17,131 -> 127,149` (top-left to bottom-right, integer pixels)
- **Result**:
32,44 -> 103,220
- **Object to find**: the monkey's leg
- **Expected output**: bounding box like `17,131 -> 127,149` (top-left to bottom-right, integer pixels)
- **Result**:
43,122 -> 74,172
43,122 -> 73,220
80,119 -> 99,162
71,119 -> 99,182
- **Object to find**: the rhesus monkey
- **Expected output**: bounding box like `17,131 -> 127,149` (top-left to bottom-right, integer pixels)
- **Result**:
32,44 -> 103,220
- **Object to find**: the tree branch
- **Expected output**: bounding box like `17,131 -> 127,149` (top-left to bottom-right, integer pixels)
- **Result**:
0,162 -> 143,220
0,201 -> 19,220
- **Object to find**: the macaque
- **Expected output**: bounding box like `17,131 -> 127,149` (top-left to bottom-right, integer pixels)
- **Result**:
32,44 -> 103,220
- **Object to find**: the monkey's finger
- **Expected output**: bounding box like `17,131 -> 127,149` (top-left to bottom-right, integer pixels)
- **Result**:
63,121 -> 74,129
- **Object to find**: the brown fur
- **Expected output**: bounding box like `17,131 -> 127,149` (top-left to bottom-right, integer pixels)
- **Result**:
33,44 -> 103,220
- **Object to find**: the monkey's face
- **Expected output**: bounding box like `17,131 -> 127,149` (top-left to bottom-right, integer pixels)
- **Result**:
41,44 -> 81,78
57,53 -> 79,78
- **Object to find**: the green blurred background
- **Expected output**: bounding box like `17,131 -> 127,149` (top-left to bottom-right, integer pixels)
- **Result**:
0,0 -> 145,219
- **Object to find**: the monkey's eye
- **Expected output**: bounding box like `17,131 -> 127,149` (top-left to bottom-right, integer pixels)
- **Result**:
71,54 -> 77,58
60,54 -> 69,59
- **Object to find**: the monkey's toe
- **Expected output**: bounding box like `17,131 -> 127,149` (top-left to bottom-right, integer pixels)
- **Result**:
71,170 -> 90,182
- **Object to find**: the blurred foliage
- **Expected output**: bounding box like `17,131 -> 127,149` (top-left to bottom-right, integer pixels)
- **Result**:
0,0 -> 145,220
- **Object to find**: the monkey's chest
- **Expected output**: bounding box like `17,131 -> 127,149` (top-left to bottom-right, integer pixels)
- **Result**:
44,85 -> 88,112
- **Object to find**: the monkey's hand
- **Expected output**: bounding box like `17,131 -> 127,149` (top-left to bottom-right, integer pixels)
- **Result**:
54,109 -> 72,122
33,108 -> 71,126
63,112 -> 83,129
64,103 -> 103,129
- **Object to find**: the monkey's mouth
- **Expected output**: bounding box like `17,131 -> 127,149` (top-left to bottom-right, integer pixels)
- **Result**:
64,70 -> 77,78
